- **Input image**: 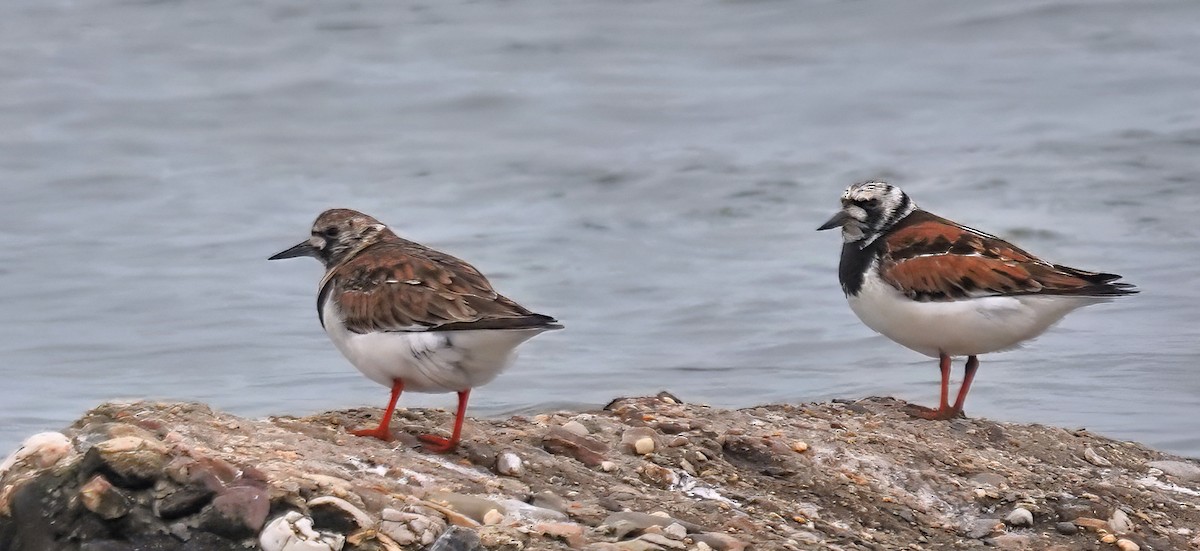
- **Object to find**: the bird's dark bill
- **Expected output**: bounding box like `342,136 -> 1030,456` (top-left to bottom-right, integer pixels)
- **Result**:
817,211 -> 851,231
268,241 -> 318,260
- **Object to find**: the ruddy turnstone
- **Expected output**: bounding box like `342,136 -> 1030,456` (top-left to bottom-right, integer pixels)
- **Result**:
269,209 -> 561,451
817,182 -> 1136,420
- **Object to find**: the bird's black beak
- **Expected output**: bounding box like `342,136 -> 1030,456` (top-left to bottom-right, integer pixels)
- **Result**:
268,240 -> 319,260
816,210 -> 851,231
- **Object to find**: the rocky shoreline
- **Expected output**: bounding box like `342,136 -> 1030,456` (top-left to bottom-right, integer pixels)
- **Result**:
1,394 -> 1198,551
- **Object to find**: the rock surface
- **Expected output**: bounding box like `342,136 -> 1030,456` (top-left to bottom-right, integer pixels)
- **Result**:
2,395 -> 1199,550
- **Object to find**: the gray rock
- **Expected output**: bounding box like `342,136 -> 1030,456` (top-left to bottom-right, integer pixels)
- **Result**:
1109,508 -> 1133,535
1084,447 -> 1112,467
1147,460 -> 1200,482
963,518 -> 1001,539
428,526 -> 484,551
1055,521 -> 1078,535
1004,507 -> 1033,527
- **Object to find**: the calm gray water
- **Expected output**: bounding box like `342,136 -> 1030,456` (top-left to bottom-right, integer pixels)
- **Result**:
2,0 -> 1198,458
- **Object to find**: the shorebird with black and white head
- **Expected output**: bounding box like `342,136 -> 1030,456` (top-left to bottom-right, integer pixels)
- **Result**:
270,209 -> 561,452
817,182 -> 1136,420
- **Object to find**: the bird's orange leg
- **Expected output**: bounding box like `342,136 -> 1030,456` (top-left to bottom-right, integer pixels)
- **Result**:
419,390 -> 470,453
949,355 -> 979,416
351,379 -> 404,441
906,353 -> 958,420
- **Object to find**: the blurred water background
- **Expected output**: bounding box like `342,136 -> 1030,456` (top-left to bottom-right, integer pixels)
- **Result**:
2,0 -> 1198,457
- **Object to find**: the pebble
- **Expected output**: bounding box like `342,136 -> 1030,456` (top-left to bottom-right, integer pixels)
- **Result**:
1109,508 -> 1132,534
1146,460 -> 1200,482
79,475 -> 131,520
428,526 -> 482,551
791,441 -> 809,453
1054,522 -> 1078,535
1116,539 -> 1140,551
963,519 -> 1003,539
600,461 -> 618,472
634,438 -> 656,455
561,420 -> 590,437
542,427 -> 609,467
1084,447 -> 1113,467
1004,507 -> 1033,527
495,452 -> 523,478
201,485 -> 271,539
663,522 -> 687,540
482,509 -> 504,525
93,436 -> 171,488
1100,534 -> 1117,544
622,427 -> 659,455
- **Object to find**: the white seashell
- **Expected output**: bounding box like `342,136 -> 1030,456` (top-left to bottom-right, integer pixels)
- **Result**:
259,511 -> 346,551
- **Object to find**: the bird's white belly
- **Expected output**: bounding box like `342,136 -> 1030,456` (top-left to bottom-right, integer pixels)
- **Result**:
321,297 -> 547,393
847,269 -> 1103,357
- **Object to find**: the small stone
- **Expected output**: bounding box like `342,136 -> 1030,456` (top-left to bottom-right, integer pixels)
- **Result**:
1101,534 -> 1117,544
663,522 -> 688,540
1116,539 -> 1140,551
1146,460 -> 1200,481
561,420 -> 590,436
543,427 -> 609,467
1084,447 -> 1112,467
92,436 -> 170,488
791,441 -> 809,453
621,427 -> 660,455
600,461 -> 618,472
635,438 -> 656,455
1109,509 -> 1132,535
963,518 -> 1003,539
79,475 -> 131,520
495,452 -> 524,477
667,436 -> 688,448
483,508 -> 504,525
428,526 -> 483,551
1004,507 -> 1033,527
1055,522 -> 1078,535
200,485 -> 271,539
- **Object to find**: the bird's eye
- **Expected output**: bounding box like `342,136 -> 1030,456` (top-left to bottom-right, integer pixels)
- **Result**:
322,227 -> 339,238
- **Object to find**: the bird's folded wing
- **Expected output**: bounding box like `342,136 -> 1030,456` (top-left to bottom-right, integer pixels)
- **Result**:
323,242 -> 556,333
